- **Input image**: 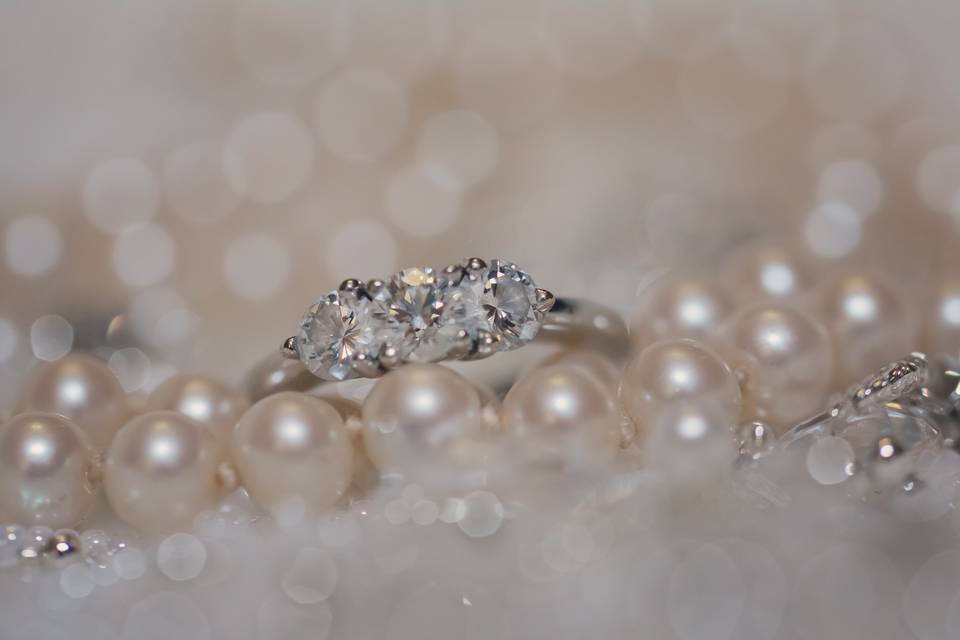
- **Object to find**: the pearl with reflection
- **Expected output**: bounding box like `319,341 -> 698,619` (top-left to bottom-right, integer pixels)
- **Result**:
15,353 -> 129,450
721,304 -> 833,431
923,278 -> 960,356
0,413 -> 95,528
232,393 -> 353,515
501,364 -> 621,468
630,273 -> 734,350
723,244 -> 814,304
537,349 -> 622,392
145,374 -> 248,450
821,273 -> 915,386
621,339 -> 741,432
104,412 -> 222,533
361,365 -> 485,478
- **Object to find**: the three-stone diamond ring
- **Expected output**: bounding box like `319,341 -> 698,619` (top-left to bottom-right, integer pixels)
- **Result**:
246,258 -> 629,400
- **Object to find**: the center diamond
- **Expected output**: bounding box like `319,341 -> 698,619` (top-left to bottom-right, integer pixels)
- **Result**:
370,267 -> 446,362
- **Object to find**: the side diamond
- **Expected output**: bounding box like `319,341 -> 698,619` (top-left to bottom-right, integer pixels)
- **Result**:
297,289 -> 387,381
438,258 -> 546,353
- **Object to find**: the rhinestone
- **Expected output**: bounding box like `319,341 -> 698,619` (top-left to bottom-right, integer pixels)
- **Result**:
297,289 -> 396,381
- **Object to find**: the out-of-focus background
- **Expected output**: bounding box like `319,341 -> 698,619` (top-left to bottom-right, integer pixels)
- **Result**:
2,0 -> 960,405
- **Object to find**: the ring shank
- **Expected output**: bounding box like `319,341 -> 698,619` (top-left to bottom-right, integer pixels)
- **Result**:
245,297 -> 630,401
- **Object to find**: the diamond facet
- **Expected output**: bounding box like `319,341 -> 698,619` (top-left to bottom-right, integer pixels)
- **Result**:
440,259 -> 545,352
370,267 -> 445,362
297,290 -> 395,381
294,258 -> 550,378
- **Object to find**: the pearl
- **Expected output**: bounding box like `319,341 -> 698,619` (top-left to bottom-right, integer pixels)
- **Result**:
537,349 -> 622,391
630,273 -> 734,351
104,411 -> 222,533
621,339 -> 741,432
821,273 -> 916,386
501,364 -> 621,468
0,413 -> 96,529
723,243 -> 814,304
923,278 -> 960,356
721,304 -> 833,431
231,393 -> 353,515
145,374 -> 248,449
361,364 -> 485,479
14,353 -> 129,449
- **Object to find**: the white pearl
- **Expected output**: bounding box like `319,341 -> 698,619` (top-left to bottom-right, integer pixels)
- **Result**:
231,392 -> 353,515
721,304 -> 833,432
621,338 -> 741,433
923,278 -> 960,356
537,349 -> 622,391
14,353 -> 129,449
0,413 -> 96,528
361,364 -> 486,479
104,411 -> 222,533
501,364 -> 621,469
821,273 -> 915,386
630,273 -> 734,351
144,374 -> 248,450
723,243 -> 814,304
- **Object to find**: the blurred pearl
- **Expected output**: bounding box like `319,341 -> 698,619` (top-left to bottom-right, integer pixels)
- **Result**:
723,243 -> 814,304
621,339 -> 741,432
721,304 -> 833,431
0,413 -> 95,528
630,273 -> 734,351
104,412 -> 222,533
362,365 -> 485,477
821,273 -> 915,386
15,353 -> 129,450
923,278 -> 960,356
501,365 -> 621,468
145,375 -> 248,449
537,349 -> 622,392
232,393 -> 353,515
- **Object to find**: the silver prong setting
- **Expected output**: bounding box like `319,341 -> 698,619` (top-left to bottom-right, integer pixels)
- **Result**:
339,278 -> 363,293
535,288 -> 556,313
281,336 -> 299,360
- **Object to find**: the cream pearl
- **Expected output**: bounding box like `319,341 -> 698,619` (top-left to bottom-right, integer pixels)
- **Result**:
361,364 -> 485,478
537,349 -> 622,391
923,278 -> 960,356
501,365 -> 621,468
0,413 -> 96,528
145,374 -> 248,448
723,243 -> 814,304
821,273 -> 916,386
621,338 -> 741,431
104,411 -> 222,533
14,353 -> 129,450
231,393 -> 353,515
721,304 -> 833,432
629,273 -> 734,351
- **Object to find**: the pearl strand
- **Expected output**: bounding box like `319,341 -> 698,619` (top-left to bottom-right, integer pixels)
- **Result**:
0,243 -> 957,548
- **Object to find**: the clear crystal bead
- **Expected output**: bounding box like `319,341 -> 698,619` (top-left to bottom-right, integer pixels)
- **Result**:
0,524 -> 25,568
297,289 -> 391,381
21,526 -> 53,561
80,529 -> 111,568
